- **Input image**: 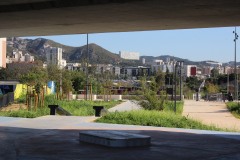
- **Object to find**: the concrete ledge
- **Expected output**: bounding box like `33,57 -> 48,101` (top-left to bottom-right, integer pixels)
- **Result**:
79,130 -> 151,147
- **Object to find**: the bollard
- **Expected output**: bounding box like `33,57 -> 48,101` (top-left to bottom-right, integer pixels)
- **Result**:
93,106 -> 104,117
48,105 -> 59,115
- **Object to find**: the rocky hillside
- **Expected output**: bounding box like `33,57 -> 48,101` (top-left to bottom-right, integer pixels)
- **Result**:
7,37 -> 230,66
7,37 -> 122,64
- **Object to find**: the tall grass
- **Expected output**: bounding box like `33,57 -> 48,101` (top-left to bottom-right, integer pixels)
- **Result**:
226,102 -> 240,119
96,110 -> 227,131
0,95 -> 121,118
163,101 -> 183,114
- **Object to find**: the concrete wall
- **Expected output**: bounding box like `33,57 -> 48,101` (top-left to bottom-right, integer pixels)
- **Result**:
73,94 -> 122,101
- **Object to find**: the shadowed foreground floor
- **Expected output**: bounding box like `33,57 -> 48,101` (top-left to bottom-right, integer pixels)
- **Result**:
0,116 -> 240,160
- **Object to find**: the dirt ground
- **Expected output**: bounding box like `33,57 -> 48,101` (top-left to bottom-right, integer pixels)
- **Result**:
183,100 -> 240,131
0,103 -> 27,111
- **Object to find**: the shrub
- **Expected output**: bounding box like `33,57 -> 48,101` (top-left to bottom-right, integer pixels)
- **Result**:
226,102 -> 240,119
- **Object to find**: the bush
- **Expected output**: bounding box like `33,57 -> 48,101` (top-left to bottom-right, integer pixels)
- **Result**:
16,93 -> 27,103
134,90 -> 169,111
226,102 -> 240,119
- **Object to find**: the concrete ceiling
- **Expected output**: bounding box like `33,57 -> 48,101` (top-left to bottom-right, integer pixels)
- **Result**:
0,0 -> 240,37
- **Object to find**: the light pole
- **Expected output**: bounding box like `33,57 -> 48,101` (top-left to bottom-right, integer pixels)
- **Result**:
172,60 -> 175,101
86,33 -> 89,100
227,73 -> 229,94
174,61 -> 184,113
233,27 -> 239,101
179,61 -> 184,101
174,62 -> 178,113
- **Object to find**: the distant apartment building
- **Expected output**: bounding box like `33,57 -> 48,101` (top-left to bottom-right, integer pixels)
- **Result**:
184,65 -> 197,77
95,64 -> 121,76
46,47 -> 66,69
7,50 -> 34,63
120,66 -> 151,78
218,66 -> 224,75
119,51 -> 140,60
142,58 -> 145,64
201,66 -> 212,76
66,63 -> 82,71
151,59 -> 174,73
0,38 -> 6,68
113,66 -> 121,76
223,66 -> 240,74
205,61 -> 222,67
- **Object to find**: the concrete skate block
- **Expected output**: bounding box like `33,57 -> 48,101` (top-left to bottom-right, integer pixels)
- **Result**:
79,130 -> 151,147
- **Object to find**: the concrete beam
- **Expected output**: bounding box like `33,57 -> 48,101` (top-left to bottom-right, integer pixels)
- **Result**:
0,0 -> 240,37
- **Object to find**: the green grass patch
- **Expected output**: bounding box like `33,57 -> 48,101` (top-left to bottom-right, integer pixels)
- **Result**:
0,95 -> 121,118
163,101 -> 184,114
226,102 -> 240,119
96,110 -> 229,131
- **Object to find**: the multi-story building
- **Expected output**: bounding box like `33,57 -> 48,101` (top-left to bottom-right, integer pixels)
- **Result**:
24,53 -> 35,62
113,66 -> 121,76
142,58 -> 145,64
66,63 -> 82,71
46,47 -> 66,69
6,50 -> 34,63
183,65 -> 197,77
95,64 -> 121,76
151,59 -> 174,73
201,66 -> 212,76
205,61 -> 222,67
120,66 -> 151,78
0,38 -> 6,68
119,51 -> 140,60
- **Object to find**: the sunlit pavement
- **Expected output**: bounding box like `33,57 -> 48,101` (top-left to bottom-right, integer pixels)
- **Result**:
108,100 -> 141,112
183,100 -> 240,131
1,115 -> 240,160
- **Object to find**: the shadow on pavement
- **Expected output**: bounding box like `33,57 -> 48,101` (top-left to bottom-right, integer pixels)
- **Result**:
1,126 -> 240,160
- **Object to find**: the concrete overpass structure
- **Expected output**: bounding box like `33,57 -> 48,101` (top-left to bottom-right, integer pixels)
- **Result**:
0,0 -> 240,37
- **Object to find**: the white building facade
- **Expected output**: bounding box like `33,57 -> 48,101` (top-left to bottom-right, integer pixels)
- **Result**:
119,51 -> 140,60
46,47 -> 66,69
0,38 -> 6,68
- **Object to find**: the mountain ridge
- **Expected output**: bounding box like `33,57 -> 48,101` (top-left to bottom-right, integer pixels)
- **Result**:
6,37 -> 238,66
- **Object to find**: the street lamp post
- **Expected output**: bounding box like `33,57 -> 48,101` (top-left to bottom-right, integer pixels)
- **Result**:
172,60 -> 175,100
86,33 -> 89,100
179,61 -> 184,101
233,27 -> 239,101
174,61 -> 184,113
174,62 -> 178,113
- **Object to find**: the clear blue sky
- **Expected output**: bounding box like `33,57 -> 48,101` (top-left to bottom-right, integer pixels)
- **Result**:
22,27 -> 239,63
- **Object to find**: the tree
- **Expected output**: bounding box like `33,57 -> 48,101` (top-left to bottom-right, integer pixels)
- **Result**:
205,82 -> 219,93
0,67 -> 8,80
135,76 -> 167,111
61,70 -> 73,99
20,66 -> 48,109
186,76 -> 201,90
72,76 -> 84,93
47,64 -> 61,82
155,70 -> 165,90
211,68 -> 219,78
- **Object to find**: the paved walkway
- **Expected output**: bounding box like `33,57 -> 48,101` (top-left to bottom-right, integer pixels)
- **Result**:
108,100 -> 142,112
183,100 -> 240,131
